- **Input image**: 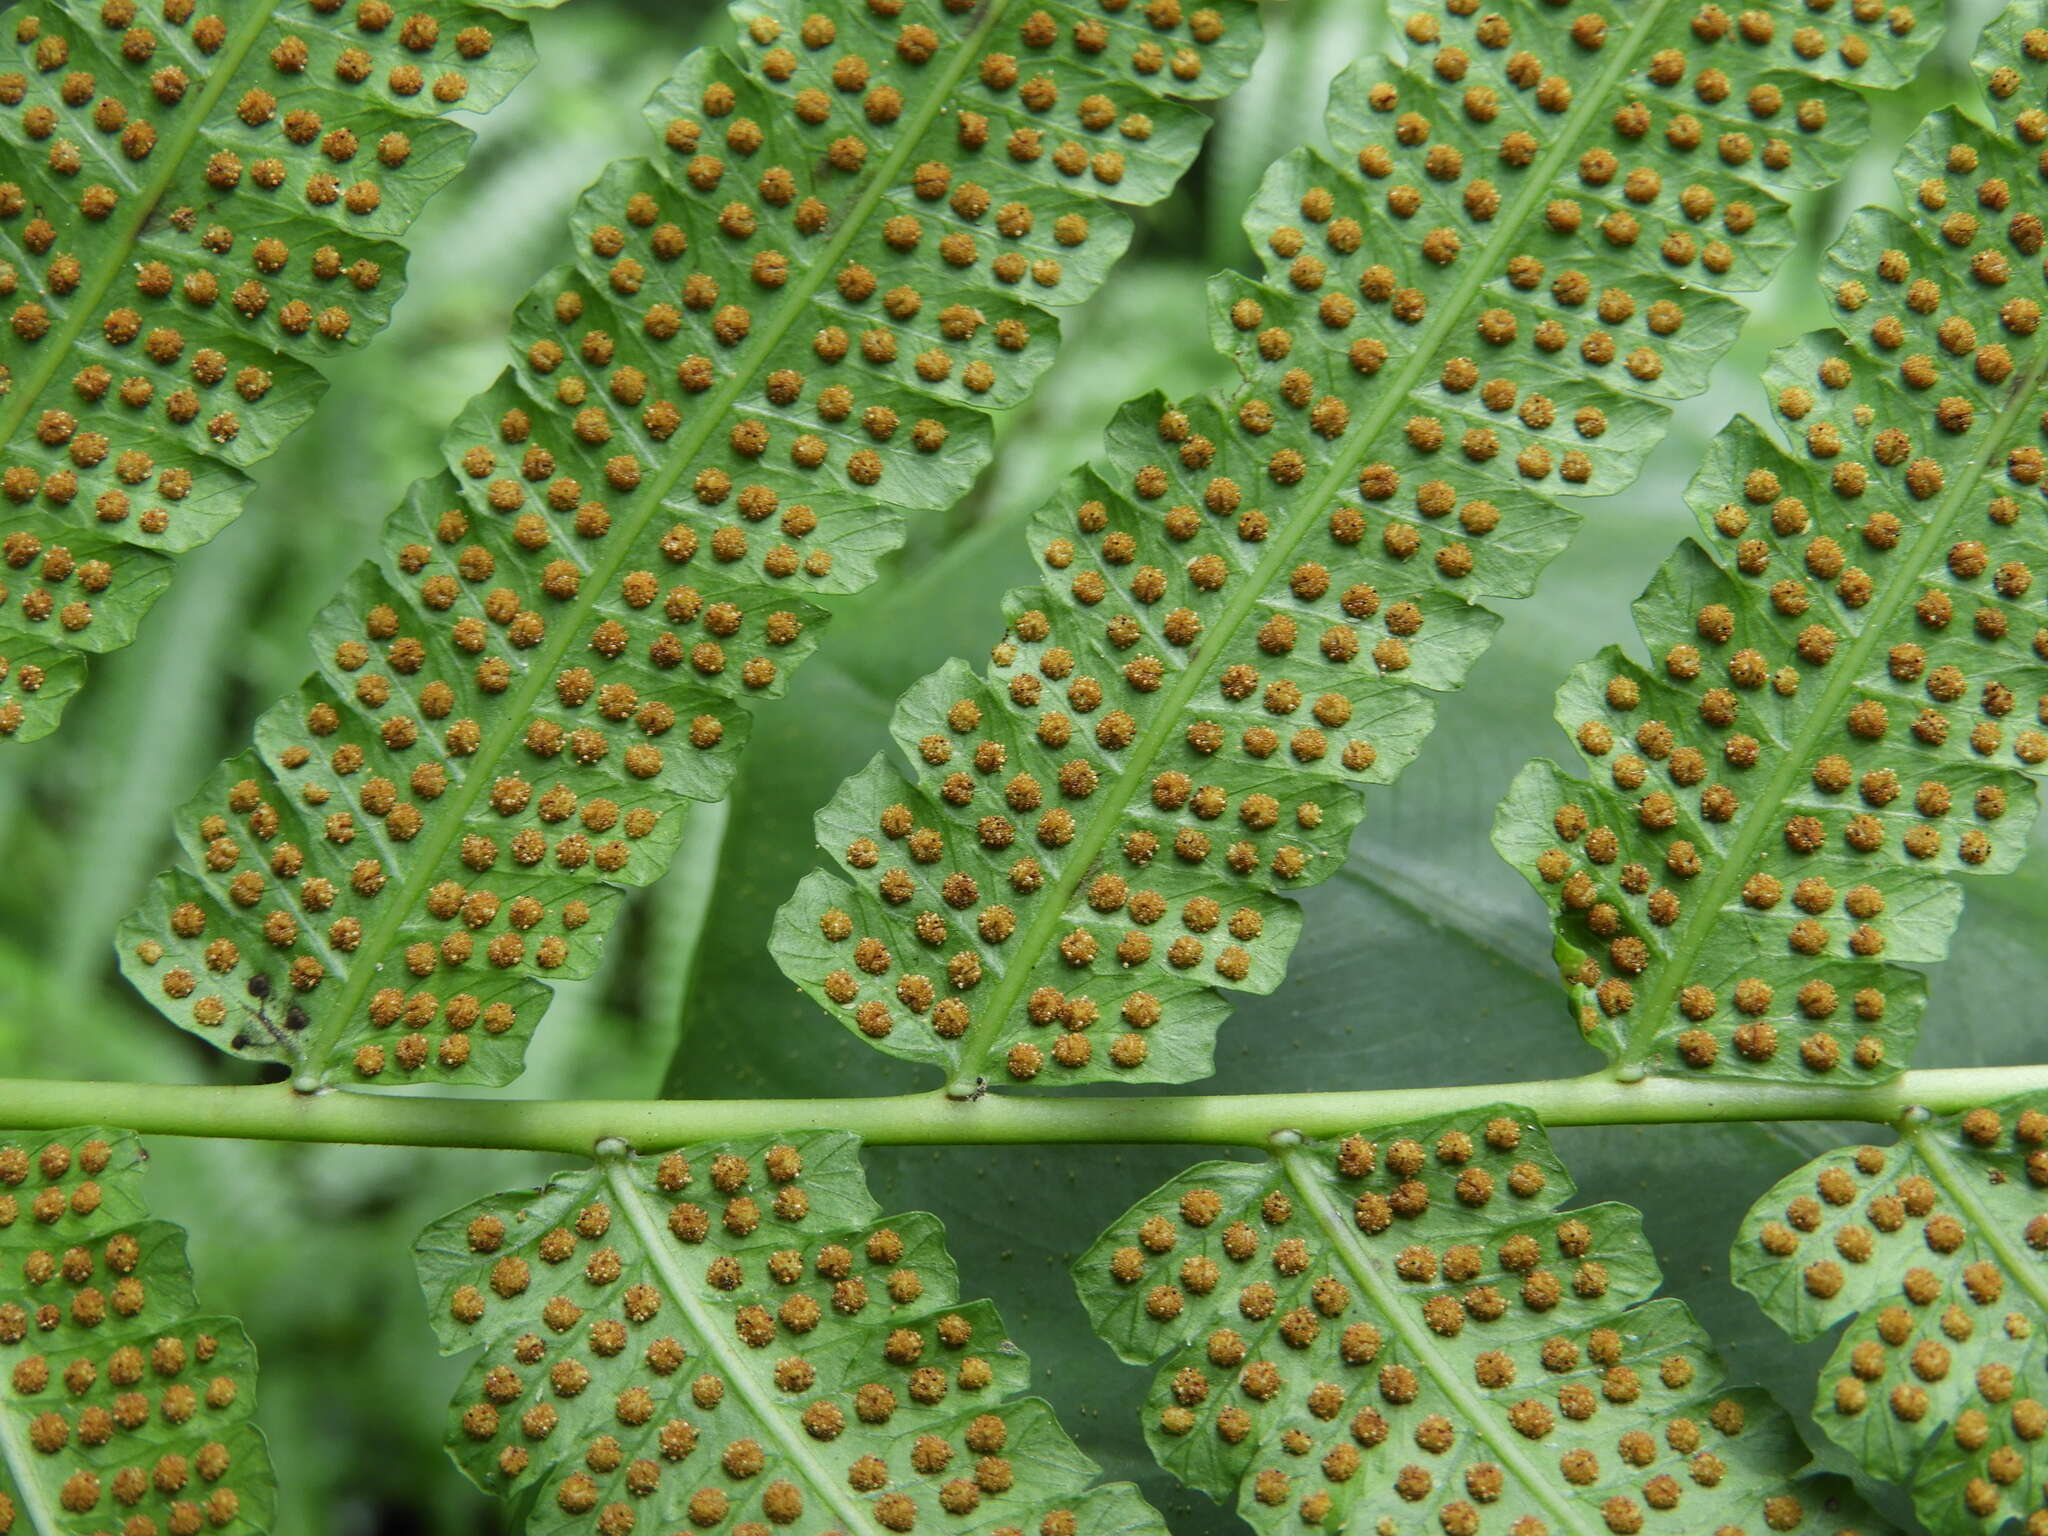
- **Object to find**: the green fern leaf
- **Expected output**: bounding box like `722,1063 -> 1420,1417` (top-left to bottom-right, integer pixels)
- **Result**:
0,0 -> 542,743
1073,1106 -> 1892,1536
769,0 -> 1936,1094
1732,1094 -> 2048,1534
1492,1 -> 2048,1087
415,1130 -> 1169,1536
0,1127 -> 274,1535
114,0 -> 1260,1089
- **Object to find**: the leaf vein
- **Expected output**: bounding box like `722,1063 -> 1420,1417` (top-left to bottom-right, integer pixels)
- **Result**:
942,0 -> 1683,1093
1280,1147 -> 1600,1536
292,0 -> 1014,1087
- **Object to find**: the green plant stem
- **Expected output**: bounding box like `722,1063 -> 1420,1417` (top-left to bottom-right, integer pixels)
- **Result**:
0,1066 -> 2041,1155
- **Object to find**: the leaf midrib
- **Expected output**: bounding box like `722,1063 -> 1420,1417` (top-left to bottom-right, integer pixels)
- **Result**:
1619,332 -> 2048,1072
295,0 -> 1013,1087
0,2 -> 282,451
1281,1148 -> 1600,1536
601,1152 -> 884,1536
942,1 -> 1678,1093
1909,1125 -> 2048,1322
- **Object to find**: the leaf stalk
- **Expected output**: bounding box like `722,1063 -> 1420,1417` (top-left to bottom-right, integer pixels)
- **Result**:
0,1066 -> 2042,1154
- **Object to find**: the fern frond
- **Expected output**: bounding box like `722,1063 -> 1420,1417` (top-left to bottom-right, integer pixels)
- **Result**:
1073,1107 -> 1890,1536
1732,1093 -> 2048,1534
1493,1 -> 2048,1086
115,0 -> 1260,1089
0,1127 -> 274,1535
0,0 -> 543,743
770,0 -> 1936,1094
416,1130 -> 1169,1536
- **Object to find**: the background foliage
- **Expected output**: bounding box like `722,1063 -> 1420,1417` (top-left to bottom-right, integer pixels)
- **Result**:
0,0 -> 2041,1532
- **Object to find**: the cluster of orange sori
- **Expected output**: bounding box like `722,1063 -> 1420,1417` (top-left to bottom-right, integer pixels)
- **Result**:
117,0 -> 1262,1085
0,0 -> 539,741
794,542 -> 1320,1081
777,0 -> 1937,1092
1077,1110 -> 1887,1536
421,1132 -> 1153,1536
0,1128 -> 272,1533
1205,0 -> 1932,569
1504,20 -> 2048,1087
762,0 -> 1233,95
1733,1098 -> 2048,1535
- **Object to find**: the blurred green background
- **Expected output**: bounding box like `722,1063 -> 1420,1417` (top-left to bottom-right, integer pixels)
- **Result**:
0,1 -> 2039,1531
